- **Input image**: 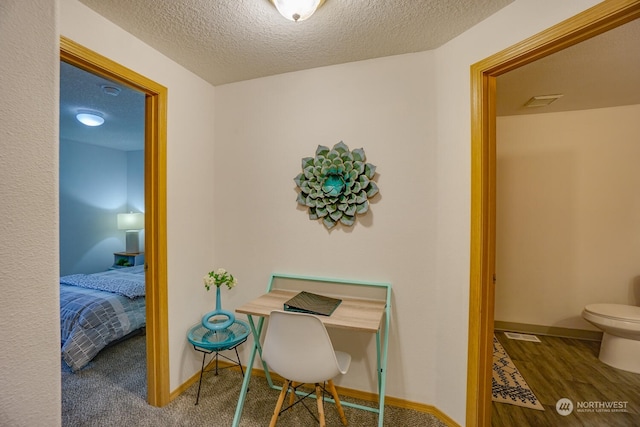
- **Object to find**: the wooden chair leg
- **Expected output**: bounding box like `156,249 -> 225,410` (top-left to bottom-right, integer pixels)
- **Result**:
269,379 -> 290,427
327,379 -> 348,425
315,383 -> 326,427
289,381 -> 298,406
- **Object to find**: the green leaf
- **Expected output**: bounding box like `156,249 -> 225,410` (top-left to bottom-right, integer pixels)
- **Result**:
316,207 -> 328,218
354,161 -> 365,175
333,141 -> 349,154
330,210 -> 343,221
352,148 -> 366,162
308,208 -> 318,220
340,215 -> 355,226
326,203 -> 337,213
341,151 -> 354,162
345,204 -> 356,216
366,182 -> 379,198
303,166 -> 314,180
356,190 -> 367,204
293,173 -> 304,187
323,217 -> 337,229
315,145 -> 330,157
356,200 -> 369,214
359,175 -> 369,188
296,193 -> 306,205
301,157 -> 314,169
365,163 -> 377,179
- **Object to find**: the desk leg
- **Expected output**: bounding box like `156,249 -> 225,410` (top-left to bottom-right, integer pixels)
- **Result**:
232,315 -> 267,427
376,330 -> 386,427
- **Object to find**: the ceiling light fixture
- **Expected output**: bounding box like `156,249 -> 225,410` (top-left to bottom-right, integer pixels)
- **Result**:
270,0 -> 325,22
76,110 -> 105,127
524,94 -> 564,108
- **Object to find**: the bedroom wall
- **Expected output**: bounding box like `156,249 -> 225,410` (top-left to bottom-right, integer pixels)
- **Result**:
495,104 -> 640,331
0,1 -> 61,426
59,139 -> 145,275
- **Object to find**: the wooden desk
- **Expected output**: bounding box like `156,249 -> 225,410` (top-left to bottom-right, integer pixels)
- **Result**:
236,289 -> 386,333
232,273 -> 391,427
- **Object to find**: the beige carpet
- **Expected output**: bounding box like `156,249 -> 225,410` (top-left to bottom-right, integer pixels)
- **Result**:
492,335 -> 544,411
62,333 -> 447,426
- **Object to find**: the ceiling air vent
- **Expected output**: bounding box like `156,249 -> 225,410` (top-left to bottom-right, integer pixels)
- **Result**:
524,94 -> 563,108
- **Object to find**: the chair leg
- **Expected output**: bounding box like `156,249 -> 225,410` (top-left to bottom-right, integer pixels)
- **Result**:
289,381 -> 298,406
269,379 -> 290,427
315,383 -> 326,427
328,379 -> 348,425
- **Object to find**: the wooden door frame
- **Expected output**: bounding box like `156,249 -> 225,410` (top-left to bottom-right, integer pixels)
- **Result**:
60,36 -> 170,407
467,0 -> 640,425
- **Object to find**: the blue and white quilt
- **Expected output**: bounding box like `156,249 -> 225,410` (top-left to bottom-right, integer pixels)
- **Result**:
60,265 -> 146,371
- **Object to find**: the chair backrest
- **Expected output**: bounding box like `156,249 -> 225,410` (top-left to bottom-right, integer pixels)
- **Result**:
262,310 -> 343,384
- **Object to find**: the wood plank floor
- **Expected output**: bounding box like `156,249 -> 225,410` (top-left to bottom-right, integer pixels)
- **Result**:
491,331 -> 640,426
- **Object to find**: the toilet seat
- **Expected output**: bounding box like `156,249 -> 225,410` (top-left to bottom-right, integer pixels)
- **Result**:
584,303 -> 640,323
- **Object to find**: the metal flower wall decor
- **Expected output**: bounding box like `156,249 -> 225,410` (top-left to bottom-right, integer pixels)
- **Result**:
294,141 -> 379,229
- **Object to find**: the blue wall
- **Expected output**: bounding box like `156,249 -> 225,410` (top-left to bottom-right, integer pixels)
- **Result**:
59,139 -> 144,275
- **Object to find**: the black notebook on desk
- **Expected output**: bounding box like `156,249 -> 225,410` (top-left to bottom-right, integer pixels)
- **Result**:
283,291 -> 342,316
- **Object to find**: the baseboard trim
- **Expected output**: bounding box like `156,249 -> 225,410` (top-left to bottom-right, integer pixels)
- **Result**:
495,321 -> 603,341
172,359 -> 461,427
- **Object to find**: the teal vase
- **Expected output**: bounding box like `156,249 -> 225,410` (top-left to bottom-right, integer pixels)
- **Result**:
201,286 -> 235,331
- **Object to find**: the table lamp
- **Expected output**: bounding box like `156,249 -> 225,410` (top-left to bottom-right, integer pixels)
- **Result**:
117,212 -> 144,253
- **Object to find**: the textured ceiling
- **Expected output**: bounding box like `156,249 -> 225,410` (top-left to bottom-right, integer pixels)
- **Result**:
60,61 -> 145,151
63,1 -> 639,151
78,0 -> 514,86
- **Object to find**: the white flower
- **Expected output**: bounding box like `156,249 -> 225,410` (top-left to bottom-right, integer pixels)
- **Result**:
203,268 -> 237,291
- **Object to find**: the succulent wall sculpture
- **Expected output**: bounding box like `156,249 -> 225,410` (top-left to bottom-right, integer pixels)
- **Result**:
294,141 -> 379,229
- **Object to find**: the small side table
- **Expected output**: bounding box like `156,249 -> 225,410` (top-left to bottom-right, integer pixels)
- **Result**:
112,252 -> 144,269
187,319 -> 250,405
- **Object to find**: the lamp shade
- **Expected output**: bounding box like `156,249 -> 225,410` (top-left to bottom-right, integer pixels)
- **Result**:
271,0 -> 323,22
117,212 -> 144,230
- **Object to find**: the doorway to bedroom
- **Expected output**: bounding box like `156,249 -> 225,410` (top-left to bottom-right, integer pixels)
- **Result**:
60,37 -> 169,407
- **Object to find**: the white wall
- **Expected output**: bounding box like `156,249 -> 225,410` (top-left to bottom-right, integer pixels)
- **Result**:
60,0 -> 217,392
433,0 -> 600,421
0,1 -> 60,426
495,105 -> 640,330
214,51 -> 439,402
0,0 -> 604,426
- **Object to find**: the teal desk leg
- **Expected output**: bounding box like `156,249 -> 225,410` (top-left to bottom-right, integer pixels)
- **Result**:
232,315 -> 264,427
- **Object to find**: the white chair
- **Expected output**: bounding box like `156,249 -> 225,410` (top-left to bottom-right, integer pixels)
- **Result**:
262,310 -> 351,427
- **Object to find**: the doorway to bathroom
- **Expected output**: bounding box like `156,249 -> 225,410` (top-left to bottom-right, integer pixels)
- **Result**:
467,1 -> 640,425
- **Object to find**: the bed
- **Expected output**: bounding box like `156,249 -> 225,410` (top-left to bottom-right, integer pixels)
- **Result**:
60,265 -> 146,371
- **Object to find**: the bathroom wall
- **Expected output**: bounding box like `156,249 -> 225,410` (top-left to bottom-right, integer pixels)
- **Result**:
495,104 -> 640,331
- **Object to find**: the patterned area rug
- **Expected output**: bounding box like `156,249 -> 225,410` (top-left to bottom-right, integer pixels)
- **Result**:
492,335 -> 545,411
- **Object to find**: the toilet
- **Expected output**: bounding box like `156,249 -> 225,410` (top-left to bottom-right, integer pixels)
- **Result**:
582,303 -> 640,374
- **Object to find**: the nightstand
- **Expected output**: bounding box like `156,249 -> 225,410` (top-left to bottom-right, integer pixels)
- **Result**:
111,252 -> 145,269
